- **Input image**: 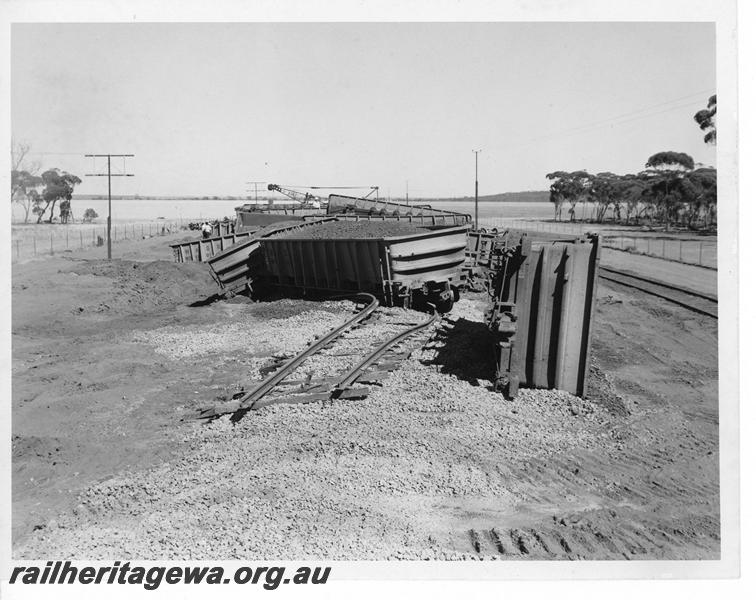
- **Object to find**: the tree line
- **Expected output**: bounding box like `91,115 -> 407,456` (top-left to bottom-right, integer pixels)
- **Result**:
546,153 -> 716,230
546,95 -> 717,230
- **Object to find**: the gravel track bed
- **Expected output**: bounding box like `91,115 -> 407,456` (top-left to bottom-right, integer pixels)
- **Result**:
285,307 -> 429,382
132,300 -> 356,361
15,299 -> 617,560
16,361 -> 607,560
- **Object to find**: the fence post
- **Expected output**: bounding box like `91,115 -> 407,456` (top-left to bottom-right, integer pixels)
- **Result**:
662,239 -> 666,259
80,230 -> 83,249
699,242 -> 703,266
679,239 -> 683,262
50,232 -> 54,255
33,235 -> 37,256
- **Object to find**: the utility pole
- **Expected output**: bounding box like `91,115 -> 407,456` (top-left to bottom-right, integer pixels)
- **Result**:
245,181 -> 266,203
472,149 -> 482,230
85,154 -> 134,260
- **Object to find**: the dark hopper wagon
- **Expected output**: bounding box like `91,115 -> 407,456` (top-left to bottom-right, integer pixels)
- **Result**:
206,223 -> 469,312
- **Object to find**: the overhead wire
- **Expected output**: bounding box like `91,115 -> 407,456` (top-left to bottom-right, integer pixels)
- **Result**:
520,90 -> 715,147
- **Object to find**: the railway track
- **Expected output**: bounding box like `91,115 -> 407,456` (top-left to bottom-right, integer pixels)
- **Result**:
196,293 -> 439,421
598,266 -> 718,319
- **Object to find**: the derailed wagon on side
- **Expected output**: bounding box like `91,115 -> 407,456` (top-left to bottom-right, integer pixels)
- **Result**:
207,221 -> 469,312
485,231 -> 601,398
326,193 -> 470,226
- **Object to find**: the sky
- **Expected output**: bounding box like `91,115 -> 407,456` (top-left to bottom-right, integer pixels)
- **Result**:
11,22 -> 716,199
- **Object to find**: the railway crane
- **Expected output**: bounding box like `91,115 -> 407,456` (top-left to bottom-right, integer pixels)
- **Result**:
267,184 -> 323,209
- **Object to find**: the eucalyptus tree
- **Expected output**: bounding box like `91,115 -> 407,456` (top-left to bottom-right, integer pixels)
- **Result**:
680,167 -> 717,229
643,152 -> 695,230
546,170 -> 591,222
588,172 -> 629,223
546,171 -> 569,221
11,170 -> 44,223
693,94 -> 717,145
35,169 -> 82,223
618,173 -> 650,225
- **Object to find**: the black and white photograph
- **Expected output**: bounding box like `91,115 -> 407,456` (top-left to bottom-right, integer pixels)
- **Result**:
1,0 -> 747,595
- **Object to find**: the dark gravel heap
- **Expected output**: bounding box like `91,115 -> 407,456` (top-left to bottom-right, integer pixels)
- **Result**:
278,220 -> 428,240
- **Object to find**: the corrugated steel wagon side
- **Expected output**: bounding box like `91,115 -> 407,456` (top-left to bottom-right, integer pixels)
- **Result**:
258,225 -> 469,311
171,230 -> 261,263
204,218 -> 340,296
487,232 -> 601,398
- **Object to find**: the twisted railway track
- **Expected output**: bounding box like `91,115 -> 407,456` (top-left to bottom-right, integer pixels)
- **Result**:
196,293 -> 439,421
598,266 -> 718,319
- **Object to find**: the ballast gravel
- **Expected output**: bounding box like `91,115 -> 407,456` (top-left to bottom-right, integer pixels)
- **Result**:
15,297 -> 615,560
132,300 -> 356,360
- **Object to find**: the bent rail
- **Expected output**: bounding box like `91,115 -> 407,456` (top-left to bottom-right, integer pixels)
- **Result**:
196,293 -> 379,419
333,309 -> 439,394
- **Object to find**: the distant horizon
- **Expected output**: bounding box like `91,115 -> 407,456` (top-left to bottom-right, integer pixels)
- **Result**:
68,189 -> 550,201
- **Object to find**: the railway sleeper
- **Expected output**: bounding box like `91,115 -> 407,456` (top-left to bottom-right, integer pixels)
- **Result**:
356,371 -> 393,384
331,386 -> 371,400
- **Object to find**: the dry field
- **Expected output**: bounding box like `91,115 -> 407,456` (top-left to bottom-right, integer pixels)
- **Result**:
11,233 -> 719,560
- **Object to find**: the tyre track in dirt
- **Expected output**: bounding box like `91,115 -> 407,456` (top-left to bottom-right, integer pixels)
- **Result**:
451,282 -> 719,560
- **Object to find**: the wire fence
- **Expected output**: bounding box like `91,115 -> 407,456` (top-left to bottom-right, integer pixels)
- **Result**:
477,217 -> 717,269
602,236 -> 717,269
478,217 -> 590,235
11,220 -> 186,263
12,216 -> 718,269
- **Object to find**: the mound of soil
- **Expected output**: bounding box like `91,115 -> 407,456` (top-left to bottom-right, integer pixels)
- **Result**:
68,259 -> 218,314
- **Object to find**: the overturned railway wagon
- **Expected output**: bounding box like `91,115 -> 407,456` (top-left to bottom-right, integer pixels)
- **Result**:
326,194 -> 471,226
207,221 -> 469,311
486,232 -> 601,398
171,229 -> 259,263
307,212 -> 466,229
171,219 -> 340,264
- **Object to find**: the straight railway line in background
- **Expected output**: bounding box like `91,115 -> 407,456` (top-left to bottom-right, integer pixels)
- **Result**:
598,266 -> 718,319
